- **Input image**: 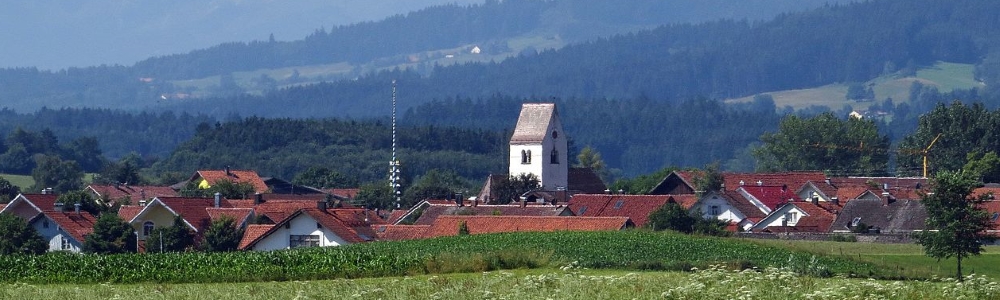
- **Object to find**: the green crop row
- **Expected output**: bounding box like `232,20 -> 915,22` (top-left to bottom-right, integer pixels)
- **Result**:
0,230 -> 884,284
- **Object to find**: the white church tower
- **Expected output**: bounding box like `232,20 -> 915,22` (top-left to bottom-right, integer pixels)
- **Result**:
509,103 -> 568,190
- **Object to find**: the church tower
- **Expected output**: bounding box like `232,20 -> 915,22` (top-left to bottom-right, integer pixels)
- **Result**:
509,103 -> 568,190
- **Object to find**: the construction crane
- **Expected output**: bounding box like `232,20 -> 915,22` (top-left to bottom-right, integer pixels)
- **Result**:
803,133 -> 943,177
921,133 -> 943,178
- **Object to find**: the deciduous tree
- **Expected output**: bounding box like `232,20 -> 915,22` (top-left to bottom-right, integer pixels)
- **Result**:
0,214 -> 46,255
83,213 -> 137,254
146,216 -> 194,253
754,112 -> 889,176
0,176 -> 20,204
29,155 -> 84,193
917,170 -> 995,281
202,216 -> 243,252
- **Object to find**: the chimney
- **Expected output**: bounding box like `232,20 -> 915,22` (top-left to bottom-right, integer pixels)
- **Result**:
139,200 -> 147,206
225,166 -> 231,176
520,197 -> 527,208
214,192 -> 221,208
781,184 -> 788,192
811,195 -> 819,205
604,189 -> 611,195
617,189 -> 624,195
472,197 -> 479,207
883,183 -> 889,190
254,193 -> 264,205
74,203 -> 81,214
140,189 -> 146,201
317,201 -> 327,210
554,186 -> 567,204
831,197 -> 839,206
739,180 -> 745,186
756,180 -> 763,186
54,202 -> 64,211
456,193 -> 464,206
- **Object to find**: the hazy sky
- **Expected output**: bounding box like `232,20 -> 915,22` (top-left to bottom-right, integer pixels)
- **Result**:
0,0 -> 483,70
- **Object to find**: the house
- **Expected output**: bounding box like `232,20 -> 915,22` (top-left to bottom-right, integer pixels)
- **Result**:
395,199 -> 574,225
749,201 -> 837,233
736,185 -> 803,215
568,194 -> 695,228
229,193 -> 351,224
238,206 -> 383,251
0,194 -> 96,252
648,171 -> 700,195
124,195 -> 253,243
421,215 -> 632,238
690,190 -> 767,231
86,184 -> 178,206
176,168 -> 269,194
724,172 -> 827,193
831,198 -> 926,233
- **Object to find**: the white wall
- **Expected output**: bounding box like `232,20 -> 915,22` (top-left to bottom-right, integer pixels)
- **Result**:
251,213 -> 351,251
508,119 -> 568,191
692,194 -> 745,223
30,217 -> 83,253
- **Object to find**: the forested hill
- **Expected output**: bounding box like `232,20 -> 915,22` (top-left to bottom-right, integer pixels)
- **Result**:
155,0 -> 1000,119
2,0 -> 849,113
150,117 -> 509,183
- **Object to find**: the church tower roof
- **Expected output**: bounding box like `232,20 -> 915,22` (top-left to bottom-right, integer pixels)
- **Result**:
510,103 -> 557,144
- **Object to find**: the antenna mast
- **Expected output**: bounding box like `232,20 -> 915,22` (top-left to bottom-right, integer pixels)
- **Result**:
389,80 -> 401,208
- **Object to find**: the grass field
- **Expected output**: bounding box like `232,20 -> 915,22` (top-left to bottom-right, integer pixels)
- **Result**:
4,267 -> 996,300
726,61 -> 984,111
0,173 -> 95,190
749,239 -> 1000,279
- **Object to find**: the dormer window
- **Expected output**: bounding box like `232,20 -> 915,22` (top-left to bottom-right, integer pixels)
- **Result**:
550,149 -> 559,164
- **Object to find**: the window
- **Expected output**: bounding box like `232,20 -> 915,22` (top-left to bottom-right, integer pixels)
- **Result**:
143,221 -> 155,237
317,222 -> 322,229
290,235 -> 320,248
43,220 -> 49,229
521,150 -> 531,164
60,236 -> 71,250
550,149 -> 559,164
992,213 -> 999,222
578,206 -> 587,215
710,205 -> 721,216
851,217 -> 862,227
613,200 -> 625,209
552,131 -> 558,139
788,212 -> 798,223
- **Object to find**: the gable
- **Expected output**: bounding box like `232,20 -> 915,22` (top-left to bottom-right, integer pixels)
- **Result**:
648,172 -> 696,195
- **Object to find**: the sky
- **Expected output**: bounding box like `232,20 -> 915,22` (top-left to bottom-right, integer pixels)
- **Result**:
0,0 -> 483,70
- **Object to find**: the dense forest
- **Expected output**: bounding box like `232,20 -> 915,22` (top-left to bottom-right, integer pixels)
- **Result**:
148,117 -> 509,184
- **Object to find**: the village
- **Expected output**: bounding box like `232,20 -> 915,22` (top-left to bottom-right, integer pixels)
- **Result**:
0,102 -> 992,253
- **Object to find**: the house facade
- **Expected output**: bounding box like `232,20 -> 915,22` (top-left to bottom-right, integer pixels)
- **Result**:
0,194 -> 95,253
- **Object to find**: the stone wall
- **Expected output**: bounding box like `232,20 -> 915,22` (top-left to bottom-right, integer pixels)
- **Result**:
735,232 -> 916,244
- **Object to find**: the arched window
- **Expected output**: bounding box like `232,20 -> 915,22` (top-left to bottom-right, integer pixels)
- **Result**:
550,149 -> 559,164
526,150 -> 532,163
143,221 -> 155,237
521,150 -> 529,164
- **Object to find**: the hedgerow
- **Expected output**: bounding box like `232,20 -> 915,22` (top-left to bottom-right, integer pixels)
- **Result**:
0,230 -> 882,283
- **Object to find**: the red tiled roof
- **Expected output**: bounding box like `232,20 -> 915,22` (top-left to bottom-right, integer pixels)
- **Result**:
206,208 -> 253,225
193,170 -> 269,193
245,200 -> 320,223
155,197 -> 234,232
724,172 -> 826,192
387,210 -> 407,224
791,202 -> 837,232
88,185 -> 177,201
718,190 -> 767,219
241,208 -> 375,249
423,215 -> 630,238
372,225 -> 430,241
43,211 -> 97,244
301,208 -> 368,243
798,181 -> 839,201
834,186 -> 871,201
118,205 -> 143,222
238,224 -> 273,250
568,194 -> 671,228
19,194 -> 58,211
739,186 -> 801,211
974,187 -> 1000,200
669,195 -> 699,209
979,201 -> 1000,229
412,202 -> 571,226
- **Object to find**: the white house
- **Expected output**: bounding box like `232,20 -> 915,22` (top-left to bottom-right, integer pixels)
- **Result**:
239,207 -> 380,251
509,103 -> 568,190
689,190 -> 766,232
